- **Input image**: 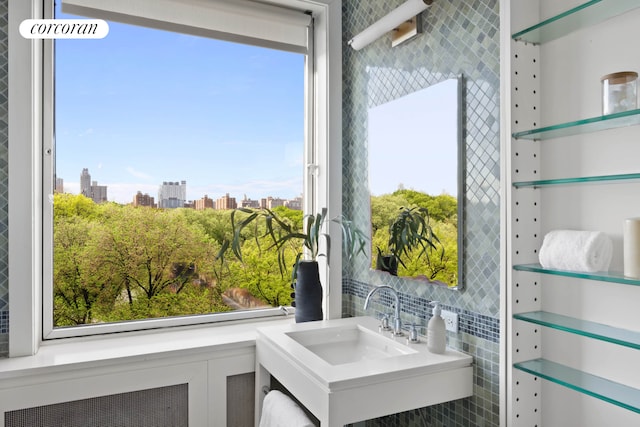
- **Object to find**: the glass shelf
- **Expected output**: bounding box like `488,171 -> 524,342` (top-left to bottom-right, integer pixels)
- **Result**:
514,359 -> 640,414
512,109 -> 640,141
512,0 -> 640,44
512,172 -> 640,189
513,263 -> 640,287
514,311 -> 640,350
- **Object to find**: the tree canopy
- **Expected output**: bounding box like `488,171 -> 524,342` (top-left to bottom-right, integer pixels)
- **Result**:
52,194 -> 292,326
370,190 -> 458,285
52,188 -> 458,327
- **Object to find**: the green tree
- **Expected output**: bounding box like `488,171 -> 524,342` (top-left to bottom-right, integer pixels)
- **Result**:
394,189 -> 457,224
54,193 -> 101,220
103,285 -> 231,322
98,206 -> 215,303
224,236 -> 293,307
370,190 -> 458,286
179,208 -> 235,284
52,196 -> 303,324
53,216 -> 120,326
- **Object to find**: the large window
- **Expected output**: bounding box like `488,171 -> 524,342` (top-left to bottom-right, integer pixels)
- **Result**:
9,0 -> 339,354
42,0 -> 320,338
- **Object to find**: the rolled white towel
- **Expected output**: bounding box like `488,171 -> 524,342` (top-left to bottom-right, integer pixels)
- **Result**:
538,230 -> 613,272
259,390 -> 315,427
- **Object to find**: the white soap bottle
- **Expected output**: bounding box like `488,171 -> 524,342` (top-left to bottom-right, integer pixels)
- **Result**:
427,302 -> 446,354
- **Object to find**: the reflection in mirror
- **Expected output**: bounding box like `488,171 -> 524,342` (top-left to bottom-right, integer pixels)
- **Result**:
368,77 -> 463,288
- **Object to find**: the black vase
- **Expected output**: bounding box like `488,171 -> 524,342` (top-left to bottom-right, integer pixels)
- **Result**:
293,261 -> 323,323
376,254 -> 398,276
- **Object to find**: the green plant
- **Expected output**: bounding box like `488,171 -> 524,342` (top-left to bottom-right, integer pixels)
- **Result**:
378,206 -> 444,271
228,207 -> 367,282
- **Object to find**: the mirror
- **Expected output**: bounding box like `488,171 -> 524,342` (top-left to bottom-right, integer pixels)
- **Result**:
368,77 -> 463,288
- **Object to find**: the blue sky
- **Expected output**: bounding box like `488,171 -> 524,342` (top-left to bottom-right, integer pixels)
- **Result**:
368,78 -> 459,197
55,6 -> 305,204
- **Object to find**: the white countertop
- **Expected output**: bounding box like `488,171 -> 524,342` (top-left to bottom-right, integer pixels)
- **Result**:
0,317 -> 294,381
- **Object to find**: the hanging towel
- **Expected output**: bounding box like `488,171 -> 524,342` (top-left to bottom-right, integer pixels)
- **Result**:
259,390 -> 315,427
538,230 -> 613,272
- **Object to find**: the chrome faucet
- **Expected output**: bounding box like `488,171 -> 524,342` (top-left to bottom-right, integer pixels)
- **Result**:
364,285 -> 403,336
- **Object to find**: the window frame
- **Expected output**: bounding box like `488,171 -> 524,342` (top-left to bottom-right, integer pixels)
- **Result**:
43,0 -> 312,339
8,0 -> 342,355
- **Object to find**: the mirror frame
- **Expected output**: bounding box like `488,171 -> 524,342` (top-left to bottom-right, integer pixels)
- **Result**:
455,75 -> 465,290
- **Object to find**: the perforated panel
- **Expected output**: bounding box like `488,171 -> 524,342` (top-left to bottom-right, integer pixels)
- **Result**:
508,25 -> 543,427
5,384 -> 188,427
512,370 -> 542,426
227,372 -> 255,427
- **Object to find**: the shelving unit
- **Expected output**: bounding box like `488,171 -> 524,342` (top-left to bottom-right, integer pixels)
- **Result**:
512,172 -> 640,189
511,0 -> 640,44
514,359 -> 640,414
512,108 -> 640,140
514,311 -> 640,350
507,0 -> 640,425
513,263 -> 640,287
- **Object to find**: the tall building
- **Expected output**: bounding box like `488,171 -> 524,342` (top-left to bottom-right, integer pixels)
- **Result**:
133,191 -> 155,207
158,181 -> 186,209
261,196 -> 284,209
80,168 -> 108,203
91,181 -> 108,203
239,194 -> 260,209
216,193 -> 237,210
54,177 -> 64,193
195,195 -> 214,210
80,168 -> 91,198
285,196 -> 303,210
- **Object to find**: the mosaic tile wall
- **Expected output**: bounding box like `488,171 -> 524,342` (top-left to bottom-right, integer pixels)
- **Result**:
0,0 -> 8,358
341,0 -> 500,425
0,12 -> 502,424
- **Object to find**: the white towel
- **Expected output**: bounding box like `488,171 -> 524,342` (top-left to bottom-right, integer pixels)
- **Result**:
538,230 -> 613,272
259,390 -> 315,427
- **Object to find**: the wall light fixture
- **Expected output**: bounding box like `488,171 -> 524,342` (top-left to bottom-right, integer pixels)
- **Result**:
348,0 -> 434,50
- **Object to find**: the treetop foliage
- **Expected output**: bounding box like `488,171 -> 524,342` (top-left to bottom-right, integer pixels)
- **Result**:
52,188 -> 457,328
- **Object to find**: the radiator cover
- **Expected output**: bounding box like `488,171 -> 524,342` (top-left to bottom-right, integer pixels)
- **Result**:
5,383 -> 188,427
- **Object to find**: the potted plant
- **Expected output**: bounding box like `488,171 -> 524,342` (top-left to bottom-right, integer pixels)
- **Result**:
228,207 -> 367,322
376,206 -> 443,276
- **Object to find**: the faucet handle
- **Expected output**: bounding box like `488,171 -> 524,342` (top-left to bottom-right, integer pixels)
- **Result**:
379,314 -> 392,331
392,316 -> 404,337
407,323 -> 419,343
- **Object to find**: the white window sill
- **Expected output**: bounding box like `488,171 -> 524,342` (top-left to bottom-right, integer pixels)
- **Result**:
0,317 -> 294,381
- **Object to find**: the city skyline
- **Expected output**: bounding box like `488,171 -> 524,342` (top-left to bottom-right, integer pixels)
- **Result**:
58,167 -> 302,208
55,4 -> 305,205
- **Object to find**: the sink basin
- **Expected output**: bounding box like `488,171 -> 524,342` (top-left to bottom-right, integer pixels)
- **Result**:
286,324 -> 417,365
256,316 -> 474,426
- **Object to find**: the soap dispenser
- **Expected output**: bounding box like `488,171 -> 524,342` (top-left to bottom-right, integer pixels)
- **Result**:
427,302 -> 446,354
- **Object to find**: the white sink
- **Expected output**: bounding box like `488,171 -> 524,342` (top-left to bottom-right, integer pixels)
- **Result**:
286,324 -> 417,365
255,316 -> 473,426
